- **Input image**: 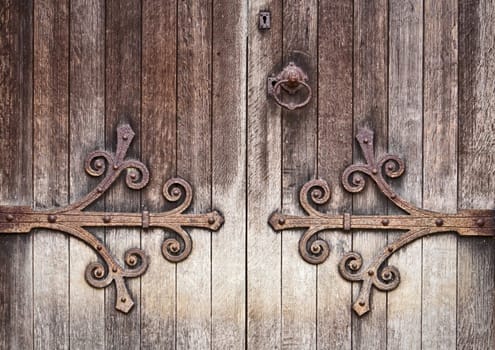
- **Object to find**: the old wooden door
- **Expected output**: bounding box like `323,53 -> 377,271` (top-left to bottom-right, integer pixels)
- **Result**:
0,0 -> 493,349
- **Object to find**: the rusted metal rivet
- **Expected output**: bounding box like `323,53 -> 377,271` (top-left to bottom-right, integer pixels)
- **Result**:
354,177 -> 361,183
381,219 -> 390,226
383,272 -> 391,279
129,172 -> 137,180
121,297 -> 127,303
278,217 -> 286,225
372,168 -> 378,174
368,270 -> 374,276
95,270 -> 103,278
6,214 -> 14,222
363,138 -> 369,144
172,188 -> 181,196
113,164 -> 119,170
358,301 -> 366,306
96,245 -> 102,251
112,267 -> 118,273
48,215 -> 57,223
435,218 -> 444,227
208,217 -> 216,225
95,159 -> 104,169
122,134 -> 128,141
390,194 -> 397,199
103,215 -> 111,223
128,256 -> 136,265
96,187 -> 103,193
387,163 -> 395,171
388,246 -> 394,253
170,244 -> 180,253
476,219 -> 485,227
350,262 -> 358,270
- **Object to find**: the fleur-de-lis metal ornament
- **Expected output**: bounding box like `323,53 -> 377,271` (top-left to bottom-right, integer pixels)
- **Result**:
269,128 -> 494,316
0,124 -> 224,313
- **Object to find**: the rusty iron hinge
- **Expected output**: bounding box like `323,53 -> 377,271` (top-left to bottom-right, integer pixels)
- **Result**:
269,128 -> 494,316
0,124 -> 224,313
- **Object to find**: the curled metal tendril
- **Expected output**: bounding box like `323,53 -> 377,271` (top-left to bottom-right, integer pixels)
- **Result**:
161,227 -> 193,263
299,179 -> 331,216
162,177 -> 193,215
299,227 -> 330,265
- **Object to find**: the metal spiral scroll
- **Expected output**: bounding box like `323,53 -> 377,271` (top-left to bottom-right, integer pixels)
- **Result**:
268,127 -> 494,316
0,124 -> 225,314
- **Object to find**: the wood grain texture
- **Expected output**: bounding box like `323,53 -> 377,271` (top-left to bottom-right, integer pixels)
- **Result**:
317,1 -> 352,349
423,0 -> 458,349
176,1 -> 211,348
281,0 -> 318,348
0,1 -> 33,349
211,0 -> 247,348
247,1 -> 283,349
352,1 -> 388,348
387,1 -> 423,349
105,0 -> 141,348
141,1 -> 177,349
69,0 -> 105,348
458,1 -> 495,348
33,0 -> 70,348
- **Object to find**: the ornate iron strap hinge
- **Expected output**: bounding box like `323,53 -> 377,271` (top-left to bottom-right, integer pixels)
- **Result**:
0,124 -> 224,313
269,128 -> 494,316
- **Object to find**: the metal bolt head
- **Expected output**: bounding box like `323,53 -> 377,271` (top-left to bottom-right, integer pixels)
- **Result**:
390,194 -> 397,199
476,218 -> 485,227
113,164 -> 119,170
435,218 -> 444,227
371,168 -> 378,174
112,267 -> 118,273
103,215 -> 111,223
387,246 -> 394,253
358,301 -> 366,307
381,219 -> 390,226
129,172 -> 137,180
172,188 -> 181,196
208,217 -> 216,225
6,214 -> 14,222
363,138 -> 369,144
48,215 -> 57,223
368,270 -> 374,276
278,217 -> 286,225
95,159 -> 104,169
121,297 -> 127,303
96,245 -> 102,251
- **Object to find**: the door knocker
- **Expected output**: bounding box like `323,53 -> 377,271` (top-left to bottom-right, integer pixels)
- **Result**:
268,62 -> 312,110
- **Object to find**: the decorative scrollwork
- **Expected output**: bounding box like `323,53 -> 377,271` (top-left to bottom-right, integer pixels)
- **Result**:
0,124 -> 224,313
269,128 -> 494,316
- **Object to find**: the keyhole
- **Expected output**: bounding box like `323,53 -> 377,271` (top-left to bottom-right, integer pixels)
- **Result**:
262,15 -> 267,25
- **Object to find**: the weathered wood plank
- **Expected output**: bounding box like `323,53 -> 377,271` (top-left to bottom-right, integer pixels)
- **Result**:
422,1 -> 458,349
69,0 -> 105,348
33,0 -> 70,348
281,0 -> 318,348
211,0 -> 247,349
458,1 -> 495,348
387,1 -> 423,349
316,1 -> 352,349
352,1 -> 388,348
140,1 -> 177,349
105,0 -> 141,348
0,1 -> 33,349
247,1 -> 283,349
176,1 -> 211,348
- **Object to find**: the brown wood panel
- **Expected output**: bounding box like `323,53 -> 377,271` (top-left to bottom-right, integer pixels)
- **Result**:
105,0 -> 141,348
317,1 -> 353,349
33,0 -> 70,348
0,1 -> 33,349
352,1 -> 388,348
387,1 -> 423,348
247,1 -> 283,349
141,1 -> 177,349
176,1 -> 212,348
281,0 -> 318,348
423,1 -> 458,348
211,0 -> 247,348
458,0 -> 495,348
69,0 -> 105,348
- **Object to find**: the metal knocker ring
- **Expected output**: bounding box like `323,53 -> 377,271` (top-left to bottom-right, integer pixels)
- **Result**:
269,62 -> 312,110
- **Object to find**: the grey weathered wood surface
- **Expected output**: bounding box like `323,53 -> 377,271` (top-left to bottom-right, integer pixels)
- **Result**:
458,0 -> 495,348
0,1 -> 33,349
317,1 -> 352,349
387,0 -> 423,349
0,1 -> 493,349
33,0 -> 70,348
69,0 -> 105,348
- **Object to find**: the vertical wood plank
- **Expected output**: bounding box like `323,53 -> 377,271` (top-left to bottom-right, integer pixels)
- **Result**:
211,0 -> 247,349
282,0 -> 318,348
422,1 -> 458,349
387,0 -> 423,349
105,0 -> 141,348
141,1 -> 177,349
69,0 -> 105,348
0,1 -> 33,348
33,0 -> 70,348
247,1 -> 283,349
458,1 -> 495,348
176,1 -> 211,348
317,1 -> 353,349
352,1 -> 388,348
